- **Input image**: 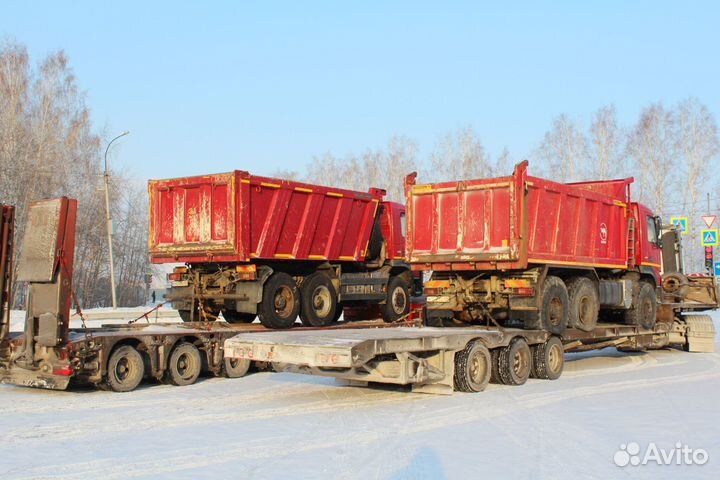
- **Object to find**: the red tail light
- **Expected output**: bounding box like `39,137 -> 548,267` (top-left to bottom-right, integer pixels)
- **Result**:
52,365 -> 74,376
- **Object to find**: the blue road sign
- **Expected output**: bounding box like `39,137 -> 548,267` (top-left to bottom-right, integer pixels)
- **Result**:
715,262 -> 720,276
701,229 -> 719,246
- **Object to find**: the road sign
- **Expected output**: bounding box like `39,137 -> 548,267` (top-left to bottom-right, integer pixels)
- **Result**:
702,215 -> 717,228
670,217 -> 688,234
715,262 -> 720,276
701,229 -> 719,246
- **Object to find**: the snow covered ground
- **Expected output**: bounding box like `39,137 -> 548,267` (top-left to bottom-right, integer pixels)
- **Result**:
1,311 -> 718,479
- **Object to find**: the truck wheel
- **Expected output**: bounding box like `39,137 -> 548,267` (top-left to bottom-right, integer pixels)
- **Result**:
454,340 -> 492,392
497,337 -> 532,386
223,356 -> 251,378
178,309 -> 192,322
300,273 -> 338,327
566,277 -> 599,332
381,275 -> 410,323
258,272 -> 300,329
624,281 -> 657,330
490,348 -> 502,383
530,336 -> 564,380
166,342 -> 202,386
106,345 -> 145,392
222,310 -> 256,323
529,275 -> 568,335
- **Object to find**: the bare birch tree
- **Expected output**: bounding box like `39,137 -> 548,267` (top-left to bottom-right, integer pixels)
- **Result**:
626,103 -> 678,215
589,105 -> 625,179
429,126 -> 491,182
536,114 -> 588,182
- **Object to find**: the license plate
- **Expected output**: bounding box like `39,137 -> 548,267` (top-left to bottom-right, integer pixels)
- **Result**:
171,280 -> 189,287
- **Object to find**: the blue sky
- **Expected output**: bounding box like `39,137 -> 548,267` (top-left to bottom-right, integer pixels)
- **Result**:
2,1 -> 719,180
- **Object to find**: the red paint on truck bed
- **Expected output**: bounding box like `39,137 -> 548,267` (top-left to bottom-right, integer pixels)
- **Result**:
405,161 -> 632,271
149,172 -> 384,264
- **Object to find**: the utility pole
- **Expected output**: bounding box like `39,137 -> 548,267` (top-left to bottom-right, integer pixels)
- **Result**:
104,131 -> 129,309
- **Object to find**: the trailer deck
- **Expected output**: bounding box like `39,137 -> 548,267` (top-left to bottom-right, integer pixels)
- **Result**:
224,318 -> 715,394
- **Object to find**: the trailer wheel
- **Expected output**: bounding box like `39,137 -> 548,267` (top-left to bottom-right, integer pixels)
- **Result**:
106,345 -> 145,392
223,357 -> 251,378
381,275 -> 410,323
624,281 -> 656,330
490,348 -> 502,384
531,336 -> 564,380
566,277 -> 599,332
454,340 -> 492,392
222,310 -> 256,323
529,275 -> 568,335
166,342 -> 202,386
300,272 -> 338,327
498,337 -> 532,386
258,272 -> 300,329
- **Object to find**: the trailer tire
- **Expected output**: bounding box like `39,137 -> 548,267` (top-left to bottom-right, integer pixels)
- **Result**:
624,281 -> 657,330
497,337 -> 532,386
258,272 -> 301,329
566,277 -> 599,332
454,340 -> 492,393
531,336 -> 564,380
490,348 -> 502,384
223,357 -> 251,378
527,276 -> 568,335
381,275 -> 411,323
300,272 -> 338,327
166,342 -> 202,386
106,345 -> 145,392
222,310 -> 256,323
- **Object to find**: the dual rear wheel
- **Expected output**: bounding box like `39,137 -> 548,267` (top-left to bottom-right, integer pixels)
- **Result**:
455,336 -> 564,392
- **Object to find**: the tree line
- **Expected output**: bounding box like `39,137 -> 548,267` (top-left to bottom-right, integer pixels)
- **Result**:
276,102 -> 720,273
0,42 -> 149,308
3,38 -> 718,313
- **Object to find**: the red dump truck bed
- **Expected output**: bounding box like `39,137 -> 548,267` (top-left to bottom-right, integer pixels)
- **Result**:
405,161 -> 631,271
149,172 -> 384,264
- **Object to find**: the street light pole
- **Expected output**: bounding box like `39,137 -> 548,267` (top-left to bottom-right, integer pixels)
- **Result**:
104,131 -> 129,309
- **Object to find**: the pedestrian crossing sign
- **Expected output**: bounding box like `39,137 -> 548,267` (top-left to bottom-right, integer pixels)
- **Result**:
701,229 -> 719,246
670,217 -> 688,234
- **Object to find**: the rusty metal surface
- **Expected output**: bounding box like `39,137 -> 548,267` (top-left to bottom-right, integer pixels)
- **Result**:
0,205 -> 15,364
15,199 -> 61,282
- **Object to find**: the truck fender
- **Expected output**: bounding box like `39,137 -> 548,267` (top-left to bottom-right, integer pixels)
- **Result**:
233,265 -> 274,314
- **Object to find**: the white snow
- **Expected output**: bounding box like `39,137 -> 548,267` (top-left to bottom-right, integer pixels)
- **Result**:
1,311 -> 718,479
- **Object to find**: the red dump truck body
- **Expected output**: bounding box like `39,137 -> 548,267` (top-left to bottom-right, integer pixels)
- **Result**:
405,161 -> 632,272
149,172 -> 385,265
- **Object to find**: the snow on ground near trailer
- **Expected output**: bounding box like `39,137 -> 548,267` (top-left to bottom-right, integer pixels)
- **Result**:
1,312 -> 719,479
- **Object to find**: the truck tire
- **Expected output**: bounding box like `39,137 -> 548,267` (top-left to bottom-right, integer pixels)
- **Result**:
300,272 -> 338,327
258,272 -> 300,329
527,275 -> 568,335
624,281 -> 657,330
178,309 -> 193,322
223,356 -> 251,378
106,345 -> 145,392
381,275 -> 411,323
454,340 -> 492,393
566,277 -> 599,332
166,342 -> 202,386
497,337 -> 532,386
222,310 -> 256,323
530,336 -> 564,380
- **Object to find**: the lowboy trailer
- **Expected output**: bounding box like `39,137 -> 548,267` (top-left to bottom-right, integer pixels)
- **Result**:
224,313 -> 716,395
